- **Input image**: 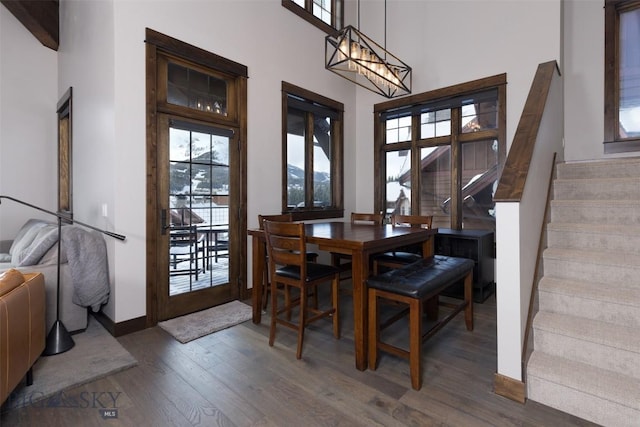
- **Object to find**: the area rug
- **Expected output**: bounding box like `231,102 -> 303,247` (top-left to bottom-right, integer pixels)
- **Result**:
158,300 -> 252,343
4,317 -> 137,408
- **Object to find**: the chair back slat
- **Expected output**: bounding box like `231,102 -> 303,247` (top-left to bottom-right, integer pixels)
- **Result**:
263,220 -> 306,270
258,213 -> 293,229
391,214 -> 433,229
351,212 -> 384,225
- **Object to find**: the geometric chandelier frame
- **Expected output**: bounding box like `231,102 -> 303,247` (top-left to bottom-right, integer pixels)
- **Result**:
325,24 -> 412,98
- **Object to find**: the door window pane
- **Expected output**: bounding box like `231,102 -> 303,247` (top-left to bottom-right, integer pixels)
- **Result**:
287,108 -> 306,208
313,116 -> 332,207
460,139 -> 498,230
167,62 -> 228,116
168,125 -> 230,296
419,146 -> 451,229
385,150 -> 412,216
313,0 -> 332,25
421,109 -> 451,138
386,116 -> 412,144
461,100 -> 498,133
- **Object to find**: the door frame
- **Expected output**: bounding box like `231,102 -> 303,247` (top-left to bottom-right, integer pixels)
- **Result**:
145,28 -> 248,326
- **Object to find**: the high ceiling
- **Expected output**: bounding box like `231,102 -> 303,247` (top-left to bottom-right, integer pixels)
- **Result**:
1,0 -> 59,51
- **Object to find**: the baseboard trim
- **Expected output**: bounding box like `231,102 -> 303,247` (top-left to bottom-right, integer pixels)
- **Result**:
494,373 -> 526,403
92,311 -> 147,337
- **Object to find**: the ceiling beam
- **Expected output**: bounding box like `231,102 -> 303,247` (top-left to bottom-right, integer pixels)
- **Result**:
1,0 -> 59,51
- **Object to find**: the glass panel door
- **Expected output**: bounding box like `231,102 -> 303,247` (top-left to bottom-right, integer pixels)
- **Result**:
158,115 -> 237,320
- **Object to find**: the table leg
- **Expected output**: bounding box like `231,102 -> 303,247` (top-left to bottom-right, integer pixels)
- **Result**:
351,250 -> 369,371
251,236 -> 265,324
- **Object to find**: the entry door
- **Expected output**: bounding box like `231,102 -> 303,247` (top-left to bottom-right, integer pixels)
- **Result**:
157,115 -> 239,320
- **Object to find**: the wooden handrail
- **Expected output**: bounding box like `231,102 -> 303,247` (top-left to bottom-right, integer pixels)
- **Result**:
494,61 -> 560,202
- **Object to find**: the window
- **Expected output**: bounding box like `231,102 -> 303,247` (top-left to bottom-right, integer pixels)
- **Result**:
282,82 -> 344,220
374,76 -> 506,231
604,0 -> 640,153
282,0 -> 343,34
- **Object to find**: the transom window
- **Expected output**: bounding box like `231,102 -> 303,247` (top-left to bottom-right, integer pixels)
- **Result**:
282,0 -> 343,34
282,82 -> 344,220
604,0 -> 640,153
375,77 -> 506,231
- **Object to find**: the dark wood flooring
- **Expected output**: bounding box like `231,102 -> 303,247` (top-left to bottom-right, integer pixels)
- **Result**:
0,291 -> 597,426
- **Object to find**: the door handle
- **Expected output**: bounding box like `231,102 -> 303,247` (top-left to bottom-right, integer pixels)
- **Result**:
161,209 -> 171,234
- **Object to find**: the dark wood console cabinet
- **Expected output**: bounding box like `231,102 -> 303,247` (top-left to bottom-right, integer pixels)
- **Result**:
435,228 -> 495,303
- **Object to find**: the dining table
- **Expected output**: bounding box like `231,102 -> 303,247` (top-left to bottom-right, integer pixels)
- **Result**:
248,220 -> 437,371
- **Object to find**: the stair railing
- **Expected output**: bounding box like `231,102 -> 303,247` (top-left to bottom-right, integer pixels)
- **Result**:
492,60 -> 563,402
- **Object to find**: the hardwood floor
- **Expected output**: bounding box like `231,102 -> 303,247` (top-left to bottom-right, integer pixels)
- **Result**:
0,292 -> 597,426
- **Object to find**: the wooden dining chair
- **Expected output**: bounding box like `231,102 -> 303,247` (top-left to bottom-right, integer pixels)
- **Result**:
331,212 -> 384,280
263,220 -> 340,359
372,214 -> 433,274
258,214 -> 319,310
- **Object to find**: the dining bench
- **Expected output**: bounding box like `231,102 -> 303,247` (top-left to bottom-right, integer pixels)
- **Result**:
367,255 -> 475,390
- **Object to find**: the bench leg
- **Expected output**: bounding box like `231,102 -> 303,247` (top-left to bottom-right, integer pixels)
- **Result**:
409,298 -> 422,390
368,289 -> 379,370
464,271 -> 474,331
424,295 -> 439,321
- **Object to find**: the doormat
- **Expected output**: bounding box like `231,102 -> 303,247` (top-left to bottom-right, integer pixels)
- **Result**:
158,300 -> 252,343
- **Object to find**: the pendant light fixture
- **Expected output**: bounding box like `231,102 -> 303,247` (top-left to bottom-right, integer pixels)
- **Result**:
325,0 -> 411,98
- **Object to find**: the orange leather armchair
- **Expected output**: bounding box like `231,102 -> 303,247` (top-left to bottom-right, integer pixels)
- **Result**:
0,269 -> 45,404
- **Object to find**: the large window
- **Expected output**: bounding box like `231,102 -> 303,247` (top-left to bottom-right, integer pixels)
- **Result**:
282,0 -> 343,34
282,82 -> 344,220
605,0 -> 640,153
375,76 -> 506,231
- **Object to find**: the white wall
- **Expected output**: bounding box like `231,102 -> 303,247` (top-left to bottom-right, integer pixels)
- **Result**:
0,8 -> 58,235
60,0 -> 358,322
58,0 -> 119,319
2,0 -> 617,338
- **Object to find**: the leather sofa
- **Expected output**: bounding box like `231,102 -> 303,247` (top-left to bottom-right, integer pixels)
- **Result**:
0,269 -> 45,404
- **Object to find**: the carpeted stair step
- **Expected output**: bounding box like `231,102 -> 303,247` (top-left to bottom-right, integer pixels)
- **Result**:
550,199 -> 640,226
543,247 -> 640,289
554,177 -> 640,200
538,277 -> 640,328
547,222 -> 640,254
532,311 -> 640,379
556,157 -> 640,180
527,351 -> 640,427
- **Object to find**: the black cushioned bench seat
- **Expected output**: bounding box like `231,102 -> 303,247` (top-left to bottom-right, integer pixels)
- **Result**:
367,255 -> 475,390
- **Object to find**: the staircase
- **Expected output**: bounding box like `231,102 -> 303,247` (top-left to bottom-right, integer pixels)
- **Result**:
526,158 -> 640,427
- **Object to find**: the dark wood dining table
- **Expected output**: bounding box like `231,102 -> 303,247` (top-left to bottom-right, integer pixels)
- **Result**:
248,221 -> 437,371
